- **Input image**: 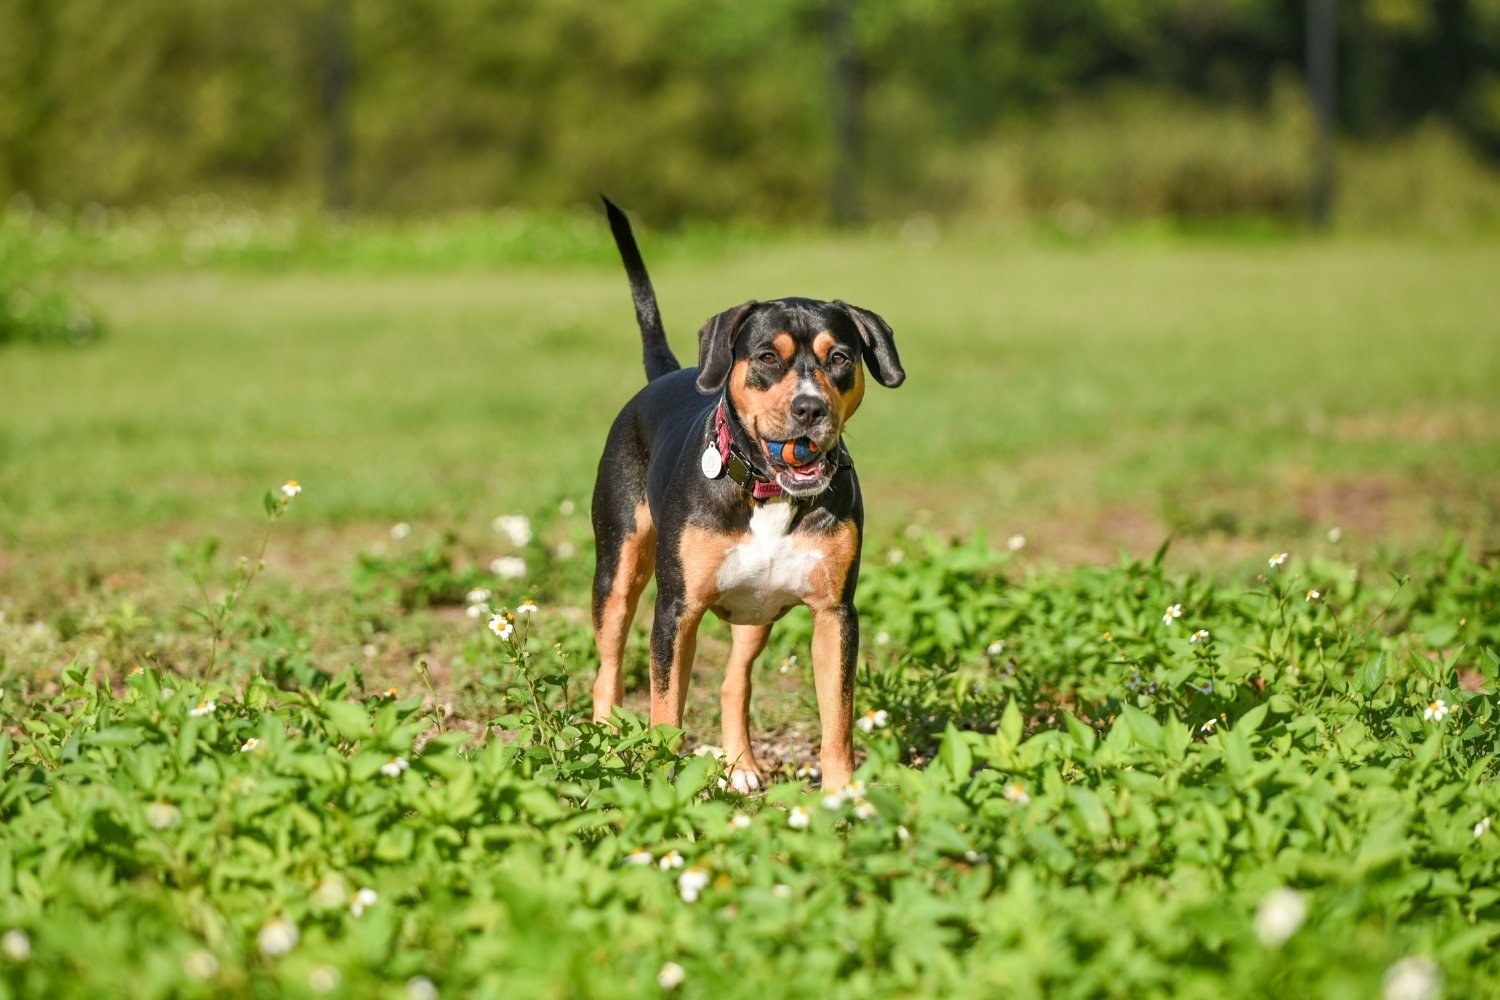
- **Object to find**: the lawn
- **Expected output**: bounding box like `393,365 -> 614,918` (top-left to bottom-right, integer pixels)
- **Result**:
0,222 -> 1498,997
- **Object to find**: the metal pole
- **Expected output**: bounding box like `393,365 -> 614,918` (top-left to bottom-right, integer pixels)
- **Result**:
1307,0 -> 1337,229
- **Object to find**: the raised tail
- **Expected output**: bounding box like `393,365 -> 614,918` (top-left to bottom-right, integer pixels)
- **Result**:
602,196 -> 681,382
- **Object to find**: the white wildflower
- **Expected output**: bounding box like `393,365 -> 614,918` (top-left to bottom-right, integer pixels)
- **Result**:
1162,603 -> 1183,626
729,814 -> 752,831
1006,533 -> 1026,552
492,514 -> 532,547
1253,888 -> 1306,948
657,961 -> 686,991
182,948 -> 218,980
985,639 -> 1005,657
257,916 -> 299,957
1422,699 -> 1450,723
658,850 -> 684,870
1475,816 -> 1491,839
873,630 -> 891,647
1190,629 -> 1210,644
788,806 -> 811,830
189,700 -> 216,718
146,801 -> 181,830
389,522 -> 412,541
853,799 -> 878,821
1003,783 -> 1030,805
407,976 -> 439,1000
1382,956 -> 1441,1000
487,612 -> 514,641
350,887 -> 378,918
309,964 -> 342,994
1268,552 -> 1288,568
281,480 -> 302,498
515,599 -> 538,616
856,708 -> 889,732
490,556 -> 527,580
677,867 -> 710,903
2,930 -> 30,962
622,850 -> 654,866
380,756 -> 410,777
240,738 -> 261,752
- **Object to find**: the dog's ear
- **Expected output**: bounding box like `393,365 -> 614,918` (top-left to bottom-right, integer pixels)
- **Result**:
695,301 -> 758,394
836,302 -> 905,388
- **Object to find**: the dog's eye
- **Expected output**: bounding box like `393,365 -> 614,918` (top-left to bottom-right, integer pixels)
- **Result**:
829,350 -> 851,367
756,350 -> 781,367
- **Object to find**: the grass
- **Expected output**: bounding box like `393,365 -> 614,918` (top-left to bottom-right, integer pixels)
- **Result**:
1,220 -> 1499,996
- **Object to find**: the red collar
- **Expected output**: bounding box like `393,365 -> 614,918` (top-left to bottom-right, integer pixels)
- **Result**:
715,401 -> 784,499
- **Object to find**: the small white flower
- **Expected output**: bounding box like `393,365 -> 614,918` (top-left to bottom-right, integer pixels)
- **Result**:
407,976 -> 439,1000
240,737 -> 261,752
554,540 -> 577,559
853,799 -> 878,821
389,522 -> 412,540
281,480 -> 302,498
788,806 -> 811,830
189,700 -> 216,718
309,964 -> 342,994
182,948 -> 218,980
350,887 -> 378,918
313,873 -> 348,908
1305,589 -> 1321,602
257,916 -> 300,957
1382,955 -> 1441,1000
658,850 -> 684,870
362,643 -> 378,658
488,612 -> 514,641
1476,816 -> 1492,839
1199,718 -> 1218,735
1327,526 -> 1342,543
1190,629 -> 1210,644
729,814 -> 752,831
678,867 -> 710,903
896,825 -> 911,843
1268,552 -> 1288,568
558,498 -> 577,516
465,603 -> 487,619
779,654 -> 798,674
964,849 -> 988,864
1422,699 -> 1450,723
380,756 -> 410,777
795,764 -> 821,782
465,587 -> 491,606
623,849 -> 654,866
146,801 -> 181,830
985,639 -> 1006,658
855,708 -> 889,732
1162,604 -> 1183,626
492,514 -> 533,547
1006,533 -> 1026,552
873,630 -> 891,647
822,789 -> 849,810
1003,783 -> 1030,805
886,548 -> 905,565
490,556 -> 527,580
772,883 -> 792,899
2,930 -> 30,962
1253,887 -> 1306,948
657,961 -> 686,991
515,599 -> 538,616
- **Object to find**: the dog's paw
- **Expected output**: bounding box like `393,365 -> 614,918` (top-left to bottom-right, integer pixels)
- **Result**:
727,766 -> 765,795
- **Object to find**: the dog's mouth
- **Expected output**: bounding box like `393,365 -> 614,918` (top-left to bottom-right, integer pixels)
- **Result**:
762,436 -> 836,496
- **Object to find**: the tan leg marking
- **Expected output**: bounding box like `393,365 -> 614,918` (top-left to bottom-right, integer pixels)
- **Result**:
721,623 -> 771,793
592,502 -> 655,722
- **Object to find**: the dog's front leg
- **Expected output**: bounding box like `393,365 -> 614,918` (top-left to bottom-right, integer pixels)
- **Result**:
810,604 -> 858,790
649,593 -> 703,729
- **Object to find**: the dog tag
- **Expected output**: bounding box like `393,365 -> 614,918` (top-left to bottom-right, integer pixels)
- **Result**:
700,446 -> 724,479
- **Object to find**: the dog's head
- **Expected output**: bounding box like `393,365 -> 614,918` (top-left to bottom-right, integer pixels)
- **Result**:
695,297 -> 904,497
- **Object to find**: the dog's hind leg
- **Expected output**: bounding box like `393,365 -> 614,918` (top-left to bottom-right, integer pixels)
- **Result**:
591,499 -> 655,723
720,623 -> 771,793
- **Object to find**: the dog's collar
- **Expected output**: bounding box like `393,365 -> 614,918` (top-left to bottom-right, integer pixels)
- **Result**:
707,400 -> 849,502
713,401 -> 785,499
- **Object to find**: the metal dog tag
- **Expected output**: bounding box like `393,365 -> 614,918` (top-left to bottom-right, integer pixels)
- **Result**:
700,446 -> 724,479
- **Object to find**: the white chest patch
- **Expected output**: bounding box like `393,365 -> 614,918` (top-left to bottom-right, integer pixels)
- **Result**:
713,502 -> 824,625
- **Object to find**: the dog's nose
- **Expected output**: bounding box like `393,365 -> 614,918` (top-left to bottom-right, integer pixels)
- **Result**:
790,394 -> 828,426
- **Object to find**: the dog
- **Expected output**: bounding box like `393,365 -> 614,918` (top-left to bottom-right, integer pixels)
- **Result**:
589,198 -> 904,792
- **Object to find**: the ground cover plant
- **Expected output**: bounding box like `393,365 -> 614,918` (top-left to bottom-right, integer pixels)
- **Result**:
1,217 -> 1498,996
0,487 -> 1497,998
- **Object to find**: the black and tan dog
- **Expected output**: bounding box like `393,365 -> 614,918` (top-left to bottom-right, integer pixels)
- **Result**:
589,198 -> 903,792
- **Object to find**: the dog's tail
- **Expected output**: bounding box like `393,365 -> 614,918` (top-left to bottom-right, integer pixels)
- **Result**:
602,196 -> 680,382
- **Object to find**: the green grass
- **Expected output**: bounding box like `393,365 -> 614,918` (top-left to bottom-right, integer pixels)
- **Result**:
2,230 -> 1498,590
1,225 -> 1499,996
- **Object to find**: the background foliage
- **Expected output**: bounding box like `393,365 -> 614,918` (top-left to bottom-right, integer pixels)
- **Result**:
3,0 -> 1500,224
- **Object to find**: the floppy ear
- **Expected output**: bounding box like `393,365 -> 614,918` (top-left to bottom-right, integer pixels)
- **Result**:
695,301 -> 758,394
836,302 -> 905,388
